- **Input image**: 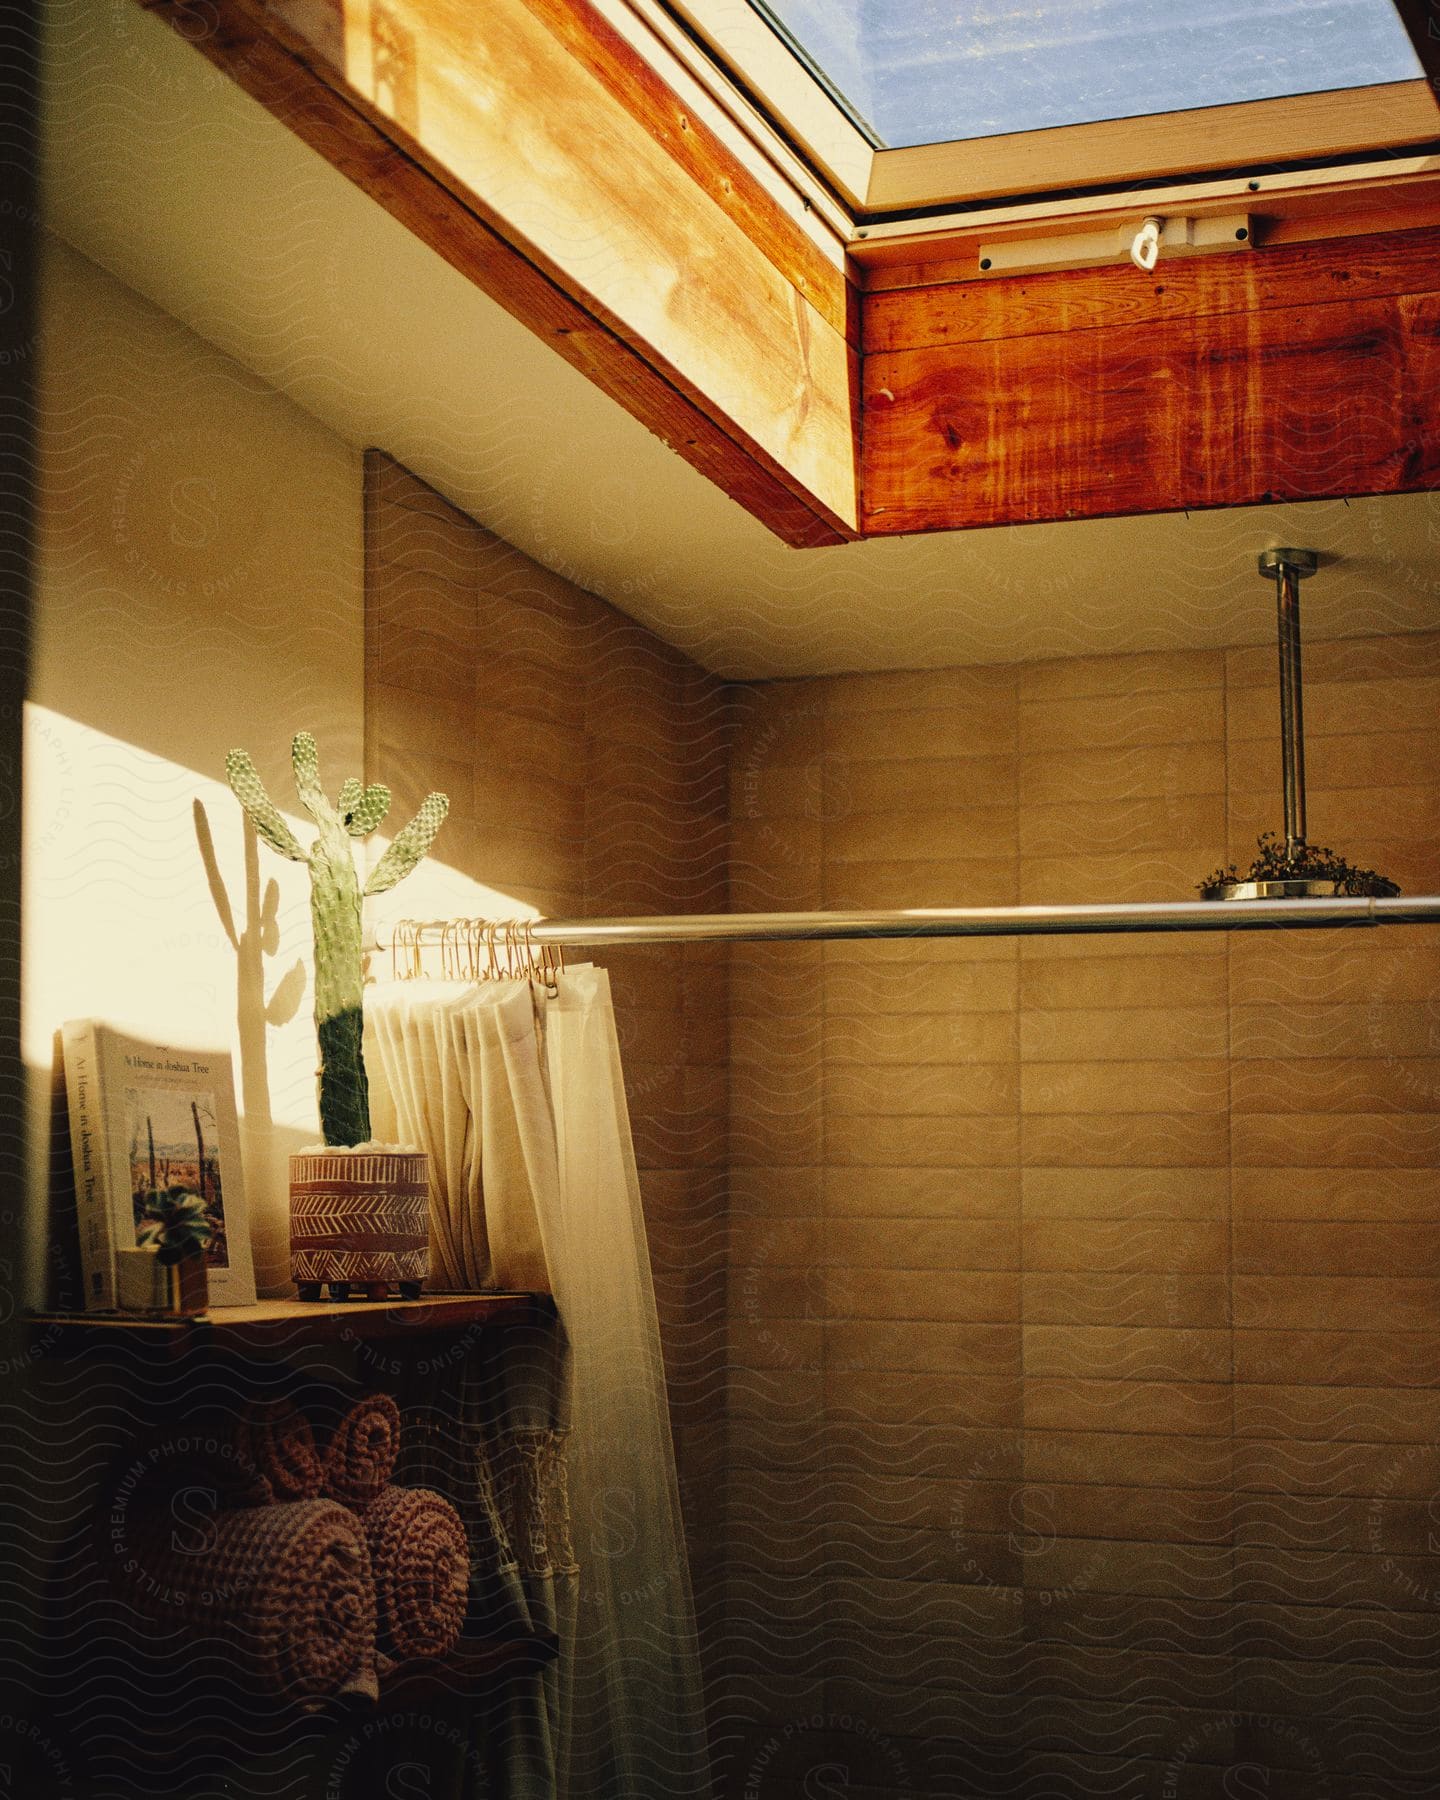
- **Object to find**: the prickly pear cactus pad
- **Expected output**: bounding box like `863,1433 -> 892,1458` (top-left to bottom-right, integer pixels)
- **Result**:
225,733 -> 448,1147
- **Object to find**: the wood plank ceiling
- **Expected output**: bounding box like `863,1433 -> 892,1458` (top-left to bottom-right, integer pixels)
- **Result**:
863,226 -> 1440,533
137,0 -> 1440,545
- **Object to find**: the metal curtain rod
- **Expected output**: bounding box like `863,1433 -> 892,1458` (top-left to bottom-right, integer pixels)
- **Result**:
388,896 -> 1440,950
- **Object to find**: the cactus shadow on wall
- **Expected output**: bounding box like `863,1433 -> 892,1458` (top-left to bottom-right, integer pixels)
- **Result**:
193,796 -> 306,1143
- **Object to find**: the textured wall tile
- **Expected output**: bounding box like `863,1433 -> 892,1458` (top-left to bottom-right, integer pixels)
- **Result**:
1022,1219 -> 1229,1275
1233,1328 -> 1440,1389
1022,686 -> 1225,751
1020,1057 -> 1230,1114
1023,1272 -> 1231,1328
1021,951 -> 1230,1011
825,1268 -> 1021,1323
720,632 -> 1440,1797
1026,1430 -> 1233,1491
826,1217 -> 1021,1271
1232,1274 -> 1440,1332
1023,1377 -> 1231,1437
1021,1006 -> 1229,1061
1022,1167 -> 1227,1221
1023,1324 -> 1231,1382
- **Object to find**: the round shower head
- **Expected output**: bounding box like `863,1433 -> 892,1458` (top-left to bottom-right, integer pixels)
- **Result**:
1199,548 -> 1397,902
1257,547 -> 1320,581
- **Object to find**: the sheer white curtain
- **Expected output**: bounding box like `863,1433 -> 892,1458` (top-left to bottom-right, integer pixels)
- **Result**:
368,968 -> 712,1800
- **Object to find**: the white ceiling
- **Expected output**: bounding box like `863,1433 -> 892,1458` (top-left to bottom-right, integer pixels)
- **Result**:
41,0 -> 1440,680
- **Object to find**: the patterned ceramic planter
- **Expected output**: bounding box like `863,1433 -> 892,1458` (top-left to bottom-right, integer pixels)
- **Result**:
289,1147 -> 429,1301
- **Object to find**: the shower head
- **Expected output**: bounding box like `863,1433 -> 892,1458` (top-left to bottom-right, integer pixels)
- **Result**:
1199,549 -> 1398,903
1258,546 -> 1319,585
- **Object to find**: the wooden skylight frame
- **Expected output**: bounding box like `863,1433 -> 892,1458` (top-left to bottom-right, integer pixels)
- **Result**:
664,0 -> 1440,218
133,0 -> 1440,547
868,82 -> 1439,211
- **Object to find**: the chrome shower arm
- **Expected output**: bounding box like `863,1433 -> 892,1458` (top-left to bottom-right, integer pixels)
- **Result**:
1260,547 -> 1318,861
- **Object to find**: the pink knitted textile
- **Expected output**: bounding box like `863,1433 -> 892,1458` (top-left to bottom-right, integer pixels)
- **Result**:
363,1485 -> 468,1661
129,1498 -> 376,1703
234,1397 -> 324,1500
323,1392 -> 402,1508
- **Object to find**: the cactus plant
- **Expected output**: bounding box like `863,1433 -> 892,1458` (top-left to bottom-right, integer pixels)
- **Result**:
225,733 -> 448,1147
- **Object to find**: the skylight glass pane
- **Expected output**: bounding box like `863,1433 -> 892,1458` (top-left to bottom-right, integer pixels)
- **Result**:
751,1 -> 1426,149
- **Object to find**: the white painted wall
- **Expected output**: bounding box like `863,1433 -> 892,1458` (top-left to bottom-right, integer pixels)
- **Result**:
26,238 -> 365,1298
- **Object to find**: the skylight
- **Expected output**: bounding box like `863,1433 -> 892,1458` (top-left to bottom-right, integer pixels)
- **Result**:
751,0 -> 1425,150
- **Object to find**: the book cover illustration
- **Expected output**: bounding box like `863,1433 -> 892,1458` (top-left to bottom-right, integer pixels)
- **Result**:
62,1023 -> 257,1309
125,1084 -> 231,1270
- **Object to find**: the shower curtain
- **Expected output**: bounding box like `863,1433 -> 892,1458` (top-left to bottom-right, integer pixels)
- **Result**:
367,968 -> 712,1800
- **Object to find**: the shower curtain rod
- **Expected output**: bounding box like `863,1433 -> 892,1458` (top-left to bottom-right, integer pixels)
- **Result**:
388,895 -> 1440,950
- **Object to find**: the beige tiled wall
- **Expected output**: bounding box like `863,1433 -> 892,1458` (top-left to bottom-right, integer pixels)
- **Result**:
364,453 -> 733,1671
365,465 -> 1440,1797
726,639 -> 1440,1800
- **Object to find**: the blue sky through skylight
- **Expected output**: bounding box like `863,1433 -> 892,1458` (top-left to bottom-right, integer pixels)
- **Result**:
752,1 -> 1425,147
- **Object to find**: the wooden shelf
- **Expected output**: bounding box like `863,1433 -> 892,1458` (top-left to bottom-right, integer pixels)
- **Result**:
29,1291 -> 550,1354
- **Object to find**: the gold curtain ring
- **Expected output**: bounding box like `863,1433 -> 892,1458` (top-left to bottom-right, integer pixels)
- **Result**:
416,919 -> 428,982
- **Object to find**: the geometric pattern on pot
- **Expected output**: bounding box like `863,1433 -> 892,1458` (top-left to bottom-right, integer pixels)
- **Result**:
290,1150 -> 429,1283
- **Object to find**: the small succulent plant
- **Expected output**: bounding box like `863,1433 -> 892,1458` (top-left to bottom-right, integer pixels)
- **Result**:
137,1187 -> 213,1266
1200,831 -> 1399,898
226,733 -> 448,1147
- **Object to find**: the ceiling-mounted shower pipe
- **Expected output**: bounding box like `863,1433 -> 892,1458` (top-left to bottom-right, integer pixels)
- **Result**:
1202,548 -> 1397,901
1265,545 -> 1316,862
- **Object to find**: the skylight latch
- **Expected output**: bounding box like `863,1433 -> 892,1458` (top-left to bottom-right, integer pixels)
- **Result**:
976,212 -> 1253,279
1130,216 -> 1165,272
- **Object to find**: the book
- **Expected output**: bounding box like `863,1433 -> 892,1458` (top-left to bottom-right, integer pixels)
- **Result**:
60,1021 -> 257,1310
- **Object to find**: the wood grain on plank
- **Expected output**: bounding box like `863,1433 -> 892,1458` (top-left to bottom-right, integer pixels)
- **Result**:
856,173 -> 1440,293
521,0 -> 854,346
865,80 -> 1437,211
264,0 -> 858,531
28,1291 -> 546,1352
863,289 -> 1440,534
866,226 -> 1440,354
140,0 -> 857,544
